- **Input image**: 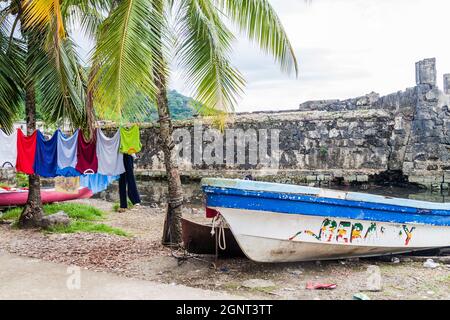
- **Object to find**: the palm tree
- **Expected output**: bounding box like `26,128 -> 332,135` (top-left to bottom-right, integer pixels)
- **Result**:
26,0 -> 298,244
95,0 -> 298,245
0,0 -> 86,228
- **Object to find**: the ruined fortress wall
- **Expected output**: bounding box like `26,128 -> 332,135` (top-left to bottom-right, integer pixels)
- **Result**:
132,58 -> 450,189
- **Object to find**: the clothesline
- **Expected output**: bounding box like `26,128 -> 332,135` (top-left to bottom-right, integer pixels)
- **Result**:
0,126 -> 142,193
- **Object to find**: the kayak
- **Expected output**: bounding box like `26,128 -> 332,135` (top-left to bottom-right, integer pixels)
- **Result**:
0,187 -> 93,208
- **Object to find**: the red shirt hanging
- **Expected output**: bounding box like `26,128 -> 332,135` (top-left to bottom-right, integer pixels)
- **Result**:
16,129 -> 37,175
76,129 -> 98,174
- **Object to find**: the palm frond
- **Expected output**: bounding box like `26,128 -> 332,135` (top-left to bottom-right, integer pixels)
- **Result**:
0,38 -> 25,132
32,35 -> 86,129
218,0 -> 298,75
91,0 -> 163,120
22,0 -> 66,39
62,0 -> 112,41
176,0 -> 245,114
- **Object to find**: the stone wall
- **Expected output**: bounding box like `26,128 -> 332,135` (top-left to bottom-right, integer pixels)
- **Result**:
129,58 -> 450,189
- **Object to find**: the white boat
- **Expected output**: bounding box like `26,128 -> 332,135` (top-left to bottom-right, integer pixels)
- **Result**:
201,178 -> 450,262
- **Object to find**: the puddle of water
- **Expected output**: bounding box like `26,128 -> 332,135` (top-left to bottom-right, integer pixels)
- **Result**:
94,180 -> 450,207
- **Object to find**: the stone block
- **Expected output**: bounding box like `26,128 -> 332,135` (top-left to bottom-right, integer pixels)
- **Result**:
444,74 -> 450,95
41,212 -> 71,229
356,175 -> 369,182
416,58 -> 436,86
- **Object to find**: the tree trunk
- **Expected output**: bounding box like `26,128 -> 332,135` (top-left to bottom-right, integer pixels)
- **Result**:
150,0 -> 183,246
85,65 -> 98,139
18,80 -> 44,229
154,68 -> 184,246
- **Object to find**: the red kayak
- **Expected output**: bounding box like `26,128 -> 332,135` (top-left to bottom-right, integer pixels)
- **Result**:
0,187 -> 93,207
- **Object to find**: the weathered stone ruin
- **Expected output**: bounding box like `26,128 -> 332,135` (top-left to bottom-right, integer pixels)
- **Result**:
129,58 -> 450,189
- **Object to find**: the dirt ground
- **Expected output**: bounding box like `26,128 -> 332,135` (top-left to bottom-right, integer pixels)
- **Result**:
1,199 -> 449,300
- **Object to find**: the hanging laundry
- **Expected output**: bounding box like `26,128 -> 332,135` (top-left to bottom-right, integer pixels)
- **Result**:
16,129 -> 37,175
119,154 -> 141,209
76,129 -> 98,174
80,173 -> 119,194
96,129 -> 125,176
120,125 -> 142,155
56,130 -> 80,177
0,129 -> 17,169
34,130 -> 59,178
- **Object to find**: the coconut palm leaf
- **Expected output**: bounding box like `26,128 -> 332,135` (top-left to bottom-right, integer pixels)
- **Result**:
175,0 -> 245,113
33,35 -> 86,128
218,0 -> 298,75
22,0 -> 66,39
0,38 -> 25,132
91,0 -> 163,120
62,0 -> 113,41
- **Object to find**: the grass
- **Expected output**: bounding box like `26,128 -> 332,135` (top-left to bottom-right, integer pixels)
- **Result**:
0,203 -> 104,221
45,221 -> 129,237
112,199 -> 135,212
43,203 -> 104,221
0,207 -> 22,221
0,203 -> 129,237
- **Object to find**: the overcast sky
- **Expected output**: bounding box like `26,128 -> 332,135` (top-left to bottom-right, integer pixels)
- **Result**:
75,0 -> 450,112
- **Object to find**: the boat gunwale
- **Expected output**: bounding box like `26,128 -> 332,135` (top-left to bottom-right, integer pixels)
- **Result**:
201,178 -> 450,211
203,186 -> 450,226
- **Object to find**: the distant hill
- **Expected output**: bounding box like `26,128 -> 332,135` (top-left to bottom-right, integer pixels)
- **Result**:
15,90 -> 198,123
166,90 -> 197,120
124,90 -> 198,122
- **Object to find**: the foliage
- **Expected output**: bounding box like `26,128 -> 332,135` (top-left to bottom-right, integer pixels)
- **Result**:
122,90 -> 197,122
16,173 -> 29,188
0,0 -> 89,132
112,199 -> 135,212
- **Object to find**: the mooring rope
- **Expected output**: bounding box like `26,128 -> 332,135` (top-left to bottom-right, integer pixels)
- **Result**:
211,215 -> 227,251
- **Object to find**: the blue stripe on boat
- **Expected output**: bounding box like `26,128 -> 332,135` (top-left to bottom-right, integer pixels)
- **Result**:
202,178 -> 450,210
203,186 -> 450,227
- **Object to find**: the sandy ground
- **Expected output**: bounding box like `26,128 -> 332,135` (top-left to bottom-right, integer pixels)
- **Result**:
1,199 -> 449,300
0,252 -> 241,300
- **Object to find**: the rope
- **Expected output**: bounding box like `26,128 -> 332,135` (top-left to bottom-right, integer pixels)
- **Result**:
171,246 -> 216,269
168,196 -> 184,210
211,215 -> 227,251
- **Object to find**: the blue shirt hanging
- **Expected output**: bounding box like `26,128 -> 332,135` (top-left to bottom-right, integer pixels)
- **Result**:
34,130 -> 59,178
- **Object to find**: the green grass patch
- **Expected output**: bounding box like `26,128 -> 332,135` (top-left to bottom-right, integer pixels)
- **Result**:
1,202 -> 129,237
0,207 -> 22,221
112,199 -> 134,212
45,221 -> 129,237
43,203 -> 104,221
1,203 -> 104,222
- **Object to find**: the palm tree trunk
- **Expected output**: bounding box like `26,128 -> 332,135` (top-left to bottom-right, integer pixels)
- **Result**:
17,21 -> 44,229
18,80 -> 44,228
85,66 -> 97,139
150,0 -> 183,246
154,67 -> 184,245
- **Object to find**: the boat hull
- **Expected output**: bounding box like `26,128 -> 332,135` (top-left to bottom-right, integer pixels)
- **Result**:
0,188 -> 93,208
181,218 -> 245,257
213,207 -> 448,262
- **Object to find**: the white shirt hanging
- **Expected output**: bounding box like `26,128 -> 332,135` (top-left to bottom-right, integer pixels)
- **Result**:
96,129 -> 125,176
56,129 -> 80,177
0,129 -> 17,169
